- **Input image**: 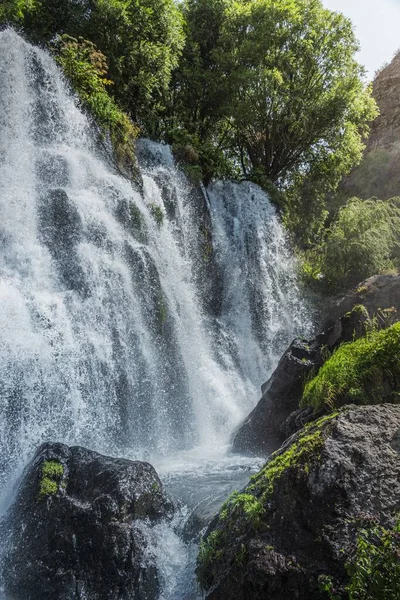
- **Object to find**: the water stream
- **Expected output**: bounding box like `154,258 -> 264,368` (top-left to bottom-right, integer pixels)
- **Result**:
0,29 -> 311,598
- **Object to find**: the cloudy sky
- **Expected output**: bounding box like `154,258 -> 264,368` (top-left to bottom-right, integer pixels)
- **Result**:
322,0 -> 400,78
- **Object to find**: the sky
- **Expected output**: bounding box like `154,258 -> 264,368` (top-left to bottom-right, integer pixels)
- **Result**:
322,0 -> 400,78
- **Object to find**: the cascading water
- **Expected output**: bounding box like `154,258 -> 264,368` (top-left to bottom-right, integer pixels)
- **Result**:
0,29 -> 312,599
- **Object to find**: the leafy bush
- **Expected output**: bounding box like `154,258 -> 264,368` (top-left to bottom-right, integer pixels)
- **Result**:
3,0 -> 185,133
346,521 -> 400,600
302,322 -> 400,412
52,35 -> 139,172
302,197 -> 400,292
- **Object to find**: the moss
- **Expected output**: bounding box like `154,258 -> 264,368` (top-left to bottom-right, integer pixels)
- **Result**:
220,492 -> 265,528
301,322 -> 400,412
40,478 -> 59,497
197,414 -> 339,590
150,204 -> 164,227
42,460 -> 64,479
355,285 -> 368,295
248,415 -> 336,500
39,460 -> 64,498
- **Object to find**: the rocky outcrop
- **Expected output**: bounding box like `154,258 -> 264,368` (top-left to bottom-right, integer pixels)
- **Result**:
1,442 -> 173,600
232,274 -> 400,455
325,274 -> 400,325
335,52 -> 400,202
198,405 -> 400,599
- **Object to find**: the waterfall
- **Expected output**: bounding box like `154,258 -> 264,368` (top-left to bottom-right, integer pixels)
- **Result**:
0,29 -> 310,498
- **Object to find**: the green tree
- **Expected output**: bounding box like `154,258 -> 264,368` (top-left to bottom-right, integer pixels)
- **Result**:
307,197 -> 400,291
170,0 -> 377,241
2,0 -> 185,130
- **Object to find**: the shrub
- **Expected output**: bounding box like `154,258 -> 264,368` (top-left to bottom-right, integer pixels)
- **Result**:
52,35 -> 139,172
346,521 -> 400,600
302,322 -> 400,412
309,197 -> 400,292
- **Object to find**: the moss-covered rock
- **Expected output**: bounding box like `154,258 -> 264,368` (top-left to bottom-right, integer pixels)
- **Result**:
198,405 -> 400,599
302,322 -> 400,412
232,274 -> 400,455
1,442 -> 173,600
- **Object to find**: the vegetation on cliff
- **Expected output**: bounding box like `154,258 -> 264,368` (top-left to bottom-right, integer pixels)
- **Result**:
302,321 -> 400,412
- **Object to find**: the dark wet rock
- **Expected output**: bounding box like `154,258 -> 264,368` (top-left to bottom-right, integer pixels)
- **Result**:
233,274 -> 400,455
39,188 -> 88,295
1,442 -> 173,600
232,339 -> 322,455
198,405 -> 400,600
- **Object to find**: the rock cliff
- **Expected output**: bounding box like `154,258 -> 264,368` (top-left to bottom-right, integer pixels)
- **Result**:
1,442 -> 173,600
232,274 -> 400,455
198,405 -> 400,599
337,52 -> 400,202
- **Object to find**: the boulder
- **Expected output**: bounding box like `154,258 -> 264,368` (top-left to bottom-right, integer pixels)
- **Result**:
198,405 -> 400,599
1,442 -> 173,600
325,274 -> 400,325
232,274 -> 400,455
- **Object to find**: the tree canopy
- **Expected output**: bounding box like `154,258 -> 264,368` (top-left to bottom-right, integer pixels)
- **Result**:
168,0 -> 377,242
2,0 -> 185,126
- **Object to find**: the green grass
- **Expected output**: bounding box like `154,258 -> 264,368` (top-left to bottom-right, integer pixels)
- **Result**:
302,322 -> 400,412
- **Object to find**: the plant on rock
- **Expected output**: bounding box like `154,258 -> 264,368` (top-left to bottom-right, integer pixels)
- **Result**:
52,35 -> 139,171
302,322 -> 400,412
39,460 -> 64,498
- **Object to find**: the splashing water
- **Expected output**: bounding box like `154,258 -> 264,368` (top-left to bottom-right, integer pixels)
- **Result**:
0,29 -> 312,598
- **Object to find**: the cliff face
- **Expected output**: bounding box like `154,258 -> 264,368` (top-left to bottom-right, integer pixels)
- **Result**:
367,52 -> 400,152
337,52 -> 400,203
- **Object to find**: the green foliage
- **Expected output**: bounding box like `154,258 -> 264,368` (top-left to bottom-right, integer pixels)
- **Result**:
346,521 -> 400,600
302,322 -> 400,412
319,198 -> 400,290
198,530 -> 224,572
0,0 -> 39,24
301,197 -> 400,292
220,492 -> 265,528
39,460 -> 64,498
4,0 -> 185,132
169,0 -> 377,239
318,574 -> 342,600
52,35 -> 139,173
